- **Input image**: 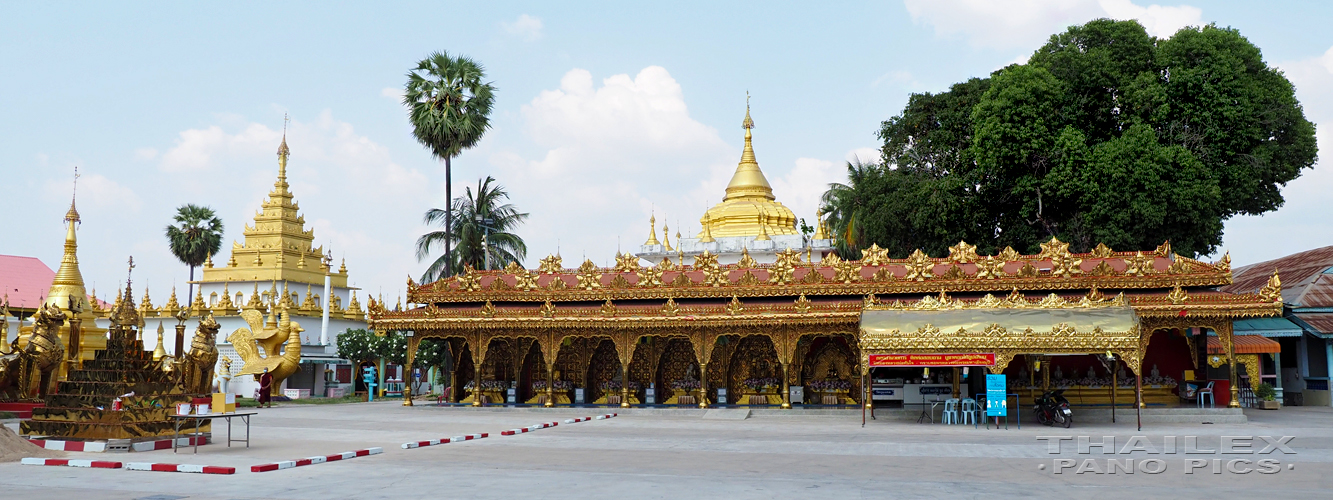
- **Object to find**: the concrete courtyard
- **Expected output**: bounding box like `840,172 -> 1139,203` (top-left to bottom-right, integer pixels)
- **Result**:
2,403 -> 1331,499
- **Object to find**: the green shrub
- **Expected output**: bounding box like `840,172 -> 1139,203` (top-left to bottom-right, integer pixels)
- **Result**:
1255,383 -> 1276,401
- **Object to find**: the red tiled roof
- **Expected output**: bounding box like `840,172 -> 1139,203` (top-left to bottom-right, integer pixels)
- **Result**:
1223,245 -> 1333,306
0,255 -> 56,309
1207,335 -> 1281,354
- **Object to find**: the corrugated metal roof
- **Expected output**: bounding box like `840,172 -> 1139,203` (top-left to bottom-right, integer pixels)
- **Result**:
1234,317 -> 1304,337
1292,313 -> 1333,337
1223,245 -> 1333,307
0,255 -> 55,309
1207,335 -> 1281,354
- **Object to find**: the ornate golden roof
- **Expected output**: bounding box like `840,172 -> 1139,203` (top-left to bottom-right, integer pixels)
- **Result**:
697,103 -> 798,238
200,136 -> 348,287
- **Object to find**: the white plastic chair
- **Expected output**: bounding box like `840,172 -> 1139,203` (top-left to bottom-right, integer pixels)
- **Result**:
1197,381 -> 1215,408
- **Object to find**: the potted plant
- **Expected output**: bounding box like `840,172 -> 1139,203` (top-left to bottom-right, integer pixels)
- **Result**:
1255,383 -> 1279,410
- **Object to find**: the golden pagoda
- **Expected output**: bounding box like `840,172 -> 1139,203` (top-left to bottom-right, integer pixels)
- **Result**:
697,101 -> 798,238
199,132 -> 349,289
19,190 -> 108,377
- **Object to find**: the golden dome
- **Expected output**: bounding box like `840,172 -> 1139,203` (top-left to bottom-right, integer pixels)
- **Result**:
698,103 -> 797,238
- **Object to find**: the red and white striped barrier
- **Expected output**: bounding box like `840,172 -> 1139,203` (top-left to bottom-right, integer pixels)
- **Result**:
564,417 -> 593,423
26,435 -> 207,453
21,458 -> 122,468
125,462 -> 235,475
401,433 -> 487,449
501,421 -> 559,436
595,413 -> 618,420
251,447 -> 383,473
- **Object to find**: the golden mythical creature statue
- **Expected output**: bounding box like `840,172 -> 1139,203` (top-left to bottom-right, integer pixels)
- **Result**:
0,303 -> 67,400
160,314 -> 221,394
226,308 -> 303,398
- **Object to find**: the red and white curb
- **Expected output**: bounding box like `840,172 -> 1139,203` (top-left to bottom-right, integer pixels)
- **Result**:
26,436 -> 208,453
501,421 -> 559,436
251,447 -> 383,472
595,413 -> 618,420
401,433 -> 488,449
21,458 -> 122,468
126,462 -> 236,475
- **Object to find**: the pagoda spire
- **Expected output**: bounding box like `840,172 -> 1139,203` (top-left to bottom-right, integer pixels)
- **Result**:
723,93 -> 775,202
644,213 -> 660,245
275,113 -> 291,197
46,167 -> 91,314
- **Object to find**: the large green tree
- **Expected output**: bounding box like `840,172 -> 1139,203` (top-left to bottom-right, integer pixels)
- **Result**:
164,204 -> 224,303
839,19 -> 1316,259
404,51 -> 496,279
416,176 -> 528,282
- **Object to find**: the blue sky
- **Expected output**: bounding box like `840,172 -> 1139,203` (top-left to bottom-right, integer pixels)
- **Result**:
2,1 -> 1331,302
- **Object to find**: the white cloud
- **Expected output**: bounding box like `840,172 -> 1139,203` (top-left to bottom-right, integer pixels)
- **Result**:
845,147 -> 880,165
1213,46 -> 1332,267
159,123 -> 281,172
501,14 -> 543,41
46,172 -> 142,213
904,0 -> 1202,50
134,147 -> 157,161
770,157 -> 846,224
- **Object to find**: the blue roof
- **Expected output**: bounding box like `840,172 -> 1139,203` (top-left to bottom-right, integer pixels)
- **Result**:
1233,317 -> 1304,337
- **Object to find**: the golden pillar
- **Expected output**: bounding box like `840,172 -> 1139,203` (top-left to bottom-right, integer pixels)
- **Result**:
620,362 -> 631,408
698,362 -> 709,408
545,362 -> 555,408
403,336 -> 419,406
174,323 -> 187,357
780,362 -> 791,409
1220,323 -> 1241,408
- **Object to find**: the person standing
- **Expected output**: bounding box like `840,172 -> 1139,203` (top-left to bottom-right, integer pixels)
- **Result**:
258,367 -> 274,408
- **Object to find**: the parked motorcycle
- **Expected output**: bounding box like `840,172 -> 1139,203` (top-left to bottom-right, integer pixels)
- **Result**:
1034,389 -> 1073,428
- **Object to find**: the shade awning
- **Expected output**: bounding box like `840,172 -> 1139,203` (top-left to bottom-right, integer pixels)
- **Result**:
1233,317 -> 1304,337
299,354 -> 351,365
860,306 -> 1139,337
1207,335 -> 1280,354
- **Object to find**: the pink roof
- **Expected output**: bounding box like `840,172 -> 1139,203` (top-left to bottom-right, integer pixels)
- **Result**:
0,255 -> 56,309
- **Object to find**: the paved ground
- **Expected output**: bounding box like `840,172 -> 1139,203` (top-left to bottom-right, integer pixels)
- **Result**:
2,402 -> 1331,499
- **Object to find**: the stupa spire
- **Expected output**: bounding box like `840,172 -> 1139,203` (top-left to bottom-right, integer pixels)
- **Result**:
275,113 -> 291,196
46,167 -> 91,314
723,93 -> 774,202
644,213 -> 660,245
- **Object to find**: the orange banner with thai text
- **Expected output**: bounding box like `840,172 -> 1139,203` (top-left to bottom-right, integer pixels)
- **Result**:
867,353 -> 996,367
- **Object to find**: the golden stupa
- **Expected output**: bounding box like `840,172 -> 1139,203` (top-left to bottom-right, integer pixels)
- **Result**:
697,101 -> 798,239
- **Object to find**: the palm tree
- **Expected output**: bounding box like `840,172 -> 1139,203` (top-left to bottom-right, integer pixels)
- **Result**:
417,176 -> 528,282
403,51 -> 497,279
819,159 -> 877,258
165,204 -> 224,302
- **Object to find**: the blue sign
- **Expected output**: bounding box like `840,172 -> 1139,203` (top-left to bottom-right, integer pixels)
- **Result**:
986,374 -> 1007,417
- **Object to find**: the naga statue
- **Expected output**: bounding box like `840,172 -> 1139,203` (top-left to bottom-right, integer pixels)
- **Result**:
227,308 -> 303,398
160,314 -> 221,394
0,303 -> 67,400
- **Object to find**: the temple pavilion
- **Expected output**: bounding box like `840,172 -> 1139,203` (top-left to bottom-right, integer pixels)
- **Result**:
369,106 -> 1283,413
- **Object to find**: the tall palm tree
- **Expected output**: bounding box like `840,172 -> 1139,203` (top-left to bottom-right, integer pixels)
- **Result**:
819,159 -> 877,258
416,176 -> 528,282
403,51 -> 497,279
165,204 -> 224,302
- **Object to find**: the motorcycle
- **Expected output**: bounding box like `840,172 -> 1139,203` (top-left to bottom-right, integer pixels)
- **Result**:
1034,389 -> 1073,428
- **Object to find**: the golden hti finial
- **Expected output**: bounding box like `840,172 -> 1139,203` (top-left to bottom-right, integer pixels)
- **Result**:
699,213 -> 715,243
644,212 -> 660,245
813,208 -> 827,240
152,321 -> 167,361
663,221 -> 673,252
66,166 -> 81,223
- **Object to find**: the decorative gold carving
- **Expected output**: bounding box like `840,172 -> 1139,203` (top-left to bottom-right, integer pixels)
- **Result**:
736,270 -> 762,286
726,296 -> 743,315
1154,241 -> 1172,258
662,298 -> 680,316
610,274 -> 632,289
736,248 -> 759,269
546,276 -> 568,290
997,246 -> 1021,262
456,268 -> 482,291
1016,262 -> 1039,278
504,261 -> 524,274
1213,252 -> 1231,275
1166,255 -> 1191,274
1168,285 -> 1188,305
614,253 -> 641,273
600,299 -> 616,317
1258,271 -> 1282,302
1091,243 -> 1114,258
863,294 -> 881,307
976,293 -> 1003,308
636,264 -> 663,288
975,256 -> 1005,279
515,271 -> 540,291
1006,288 -> 1029,307
1038,237 -> 1071,260
1038,293 -> 1068,308
671,272 -> 693,287
696,251 -> 727,287
769,255 -> 796,285
540,300 -> 557,318
940,265 -> 965,280
1125,252 -> 1156,276
1088,260 -> 1115,277
489,276 -> 513,291
480,301 -> 496,318
794,294 -> 812,314
904,249 -> 934,281
801,268 -> 826,284
948,241 -> 979,263
656,257 -> 679,272
871,267 -> 895,282
832,258 -> 862,284
1085,287 -> 1107,303
576,260 -> 602,290
538,255 -> 563,274
861,244 -> 889,266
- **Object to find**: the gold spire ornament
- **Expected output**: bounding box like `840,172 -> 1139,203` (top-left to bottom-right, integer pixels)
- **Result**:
645,214 -> 660,245
813,208 -> 828,240
699,214 -> 716,243
663,222 -> 673,251
698,98 -> 798,238
153,321 -> 167,361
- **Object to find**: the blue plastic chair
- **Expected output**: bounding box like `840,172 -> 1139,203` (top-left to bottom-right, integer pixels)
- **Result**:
1198,381 -> 1215,408
960,398 -> 978,425
941,398 -> 960,424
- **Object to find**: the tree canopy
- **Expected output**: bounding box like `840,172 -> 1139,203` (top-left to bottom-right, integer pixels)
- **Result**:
417,176 -> 528,282
164,204 -> 224,301
830,19 -> 1316,259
